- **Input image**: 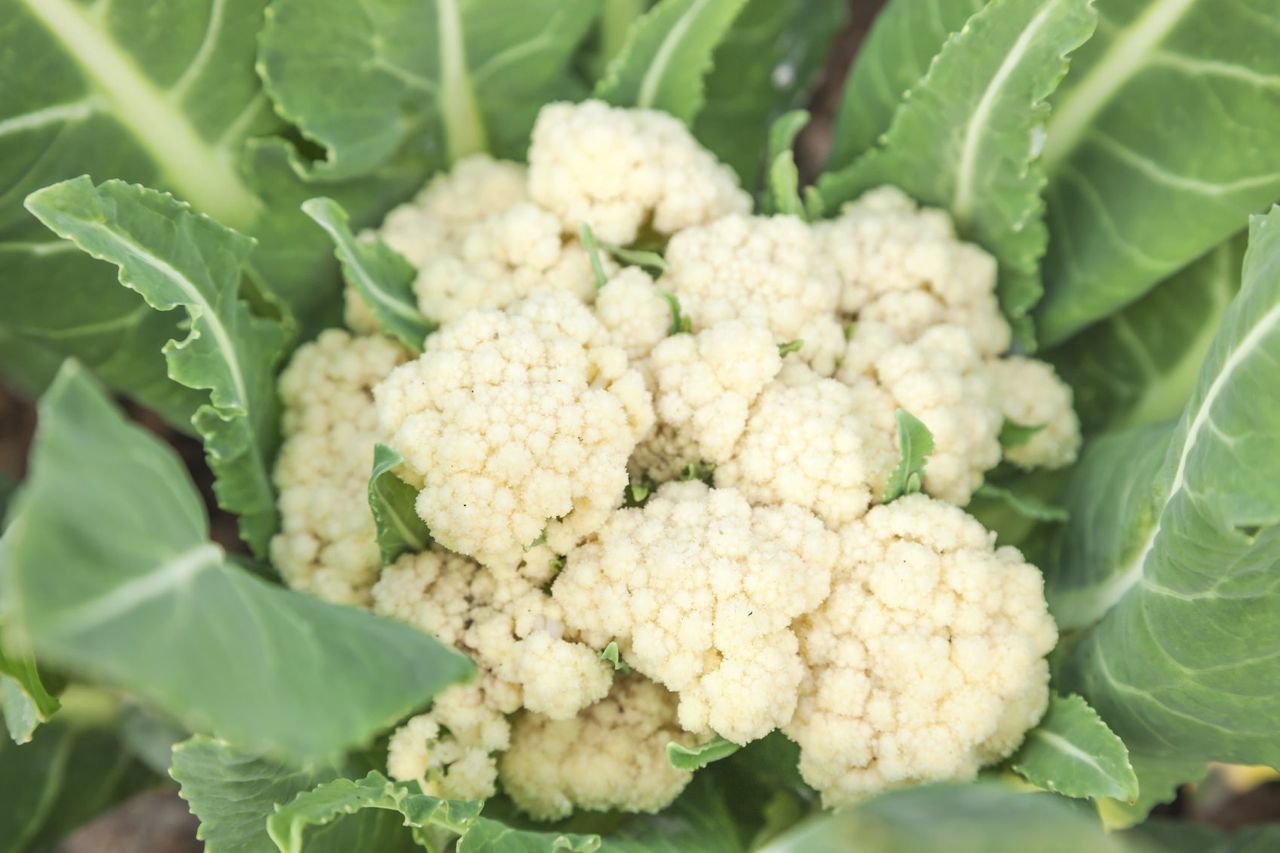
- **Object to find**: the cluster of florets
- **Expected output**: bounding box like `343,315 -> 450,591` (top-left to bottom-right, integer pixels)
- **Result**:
272,100 -> 1075,815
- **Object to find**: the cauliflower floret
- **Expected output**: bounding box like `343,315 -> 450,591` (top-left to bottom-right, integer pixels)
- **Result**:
660,215 -> 845,374
594,267 -> 673,362
630,321 -> 782,474
387,684 -> 511,801
986,356 -> 1081,470
786,495 -> 1057,807
840,323 -> 1002,506
819,187 -> 1010,356
499,677 -> 698,820
553,481 -> 837,743
529,100 -> 750,245
715,363 -> 897,528
378,155 -> 529,267
413,202 -> 600,324
372,546 -> 613,719
374,291 -> 654,568
270,330 -> 409,605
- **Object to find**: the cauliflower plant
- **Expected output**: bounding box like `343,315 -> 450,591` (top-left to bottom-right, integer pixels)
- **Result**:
270,99 -> 1083,817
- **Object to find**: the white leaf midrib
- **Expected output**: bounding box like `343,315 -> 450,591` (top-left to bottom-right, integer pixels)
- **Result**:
637,0 -> 711,109
19,0 -> 260,228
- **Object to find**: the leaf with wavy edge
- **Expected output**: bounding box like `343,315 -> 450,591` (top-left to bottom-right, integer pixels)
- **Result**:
1045,206 -> 1280,821
368,443 -> 433,566
595,0 -> 750,123
1011,693 -> 1137,801
25,177 -> 284,555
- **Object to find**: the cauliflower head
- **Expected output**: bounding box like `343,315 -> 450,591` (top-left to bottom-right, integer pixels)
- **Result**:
271,330 -> 408,605
374,291 -> 653,568
786,495 -> 1057,807
660,215 -> 845,374
499,677 -> 698,820
987,356 -> 1082,470
553,481 -> 837,744
528,100 -> 750,245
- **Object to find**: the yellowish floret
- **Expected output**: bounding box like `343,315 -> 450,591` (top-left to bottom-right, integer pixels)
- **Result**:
499,677 -> 698,820
987,356 -> 1082,470
270,330 -> 408,605
374,291 -> 653,568
528,100 -> 751,245
553,481 -> 837,744
386,684 -> 511,801
594,267 -> 674,362
786,495 -> 1057,807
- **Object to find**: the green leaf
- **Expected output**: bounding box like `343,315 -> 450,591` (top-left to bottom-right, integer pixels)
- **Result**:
974,482 -> 1068,523
602,244 -> 668,273
0,363 -> 473,763
825,0 -> 986,173
25,177 -> 285,556
0,719 -> 155,852
268,771 -> 483,853
1050,235 -> 1245,433
694,0 -> 846,184
882,409 -> 934,502
1043,206 -> 1280,820
595,0 -> 750,123
777,339 -> 804,358
1011,693 -> 1138,801
765,110 -> 809,217
304,198 -> 434,352
369,443 -> 433,566
667,735 -> 740,771
999,419 -> 1046,450
757,782 -> 1129,853
599,641 -> 633,674
1036,0 -> 1280,345
1124,817 -> 1280,853
817,0 -> 1097,347
581,223 -> 610,289
659,290 -> 693,335
0,643 -> 61,744
259,0 -> 599,172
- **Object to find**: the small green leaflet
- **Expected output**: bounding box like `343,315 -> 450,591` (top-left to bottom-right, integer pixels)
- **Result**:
999,420 -> 1045,450
974,483 -> 1068,524
660,290 -> 694,334
777,340 -> 803,358
882,410 -> 934,502
581,223 -> 610,288
1011,693 -> 1138,802
259,0 -> 599,172
677,461 -> 716,484
595,0 -> 750,123
0,364 -> 472,763
818,0 -> 1097,348
765,110 -> 809,217
600,642 -> 633,674
25,177 -> 285,557
667,735 -> 740,771
304,199 -> 434,352
624,476 -> 656,507
0,645 -> 61,744
369,444 -> 434,566
604,244 -> 668,273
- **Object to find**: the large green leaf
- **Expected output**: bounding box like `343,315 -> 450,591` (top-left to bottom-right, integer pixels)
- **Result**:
171,737 -> 417,853
594,0 -> 749,123
693,0 -> 846,185
25,177 -> 285,555
0,0 -> 419,412
1044,206 -> 1280,819
757,782 -> 1128,853
259,0 -> 599,172
825,0 -> 985,172
1010,692 -> 1138,801
0,718 -> 155,852
303,198 -> 434,351
0,363 -> 473,763
1051,235 -> 1245,433
817,0 -> 1097,346
1036,0 -> 1280,345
